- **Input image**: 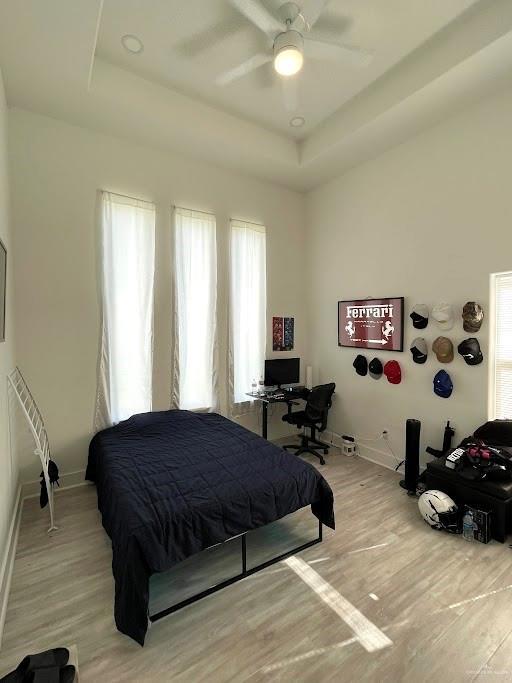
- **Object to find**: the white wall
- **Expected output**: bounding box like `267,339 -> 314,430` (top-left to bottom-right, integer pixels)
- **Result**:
9,108 -> 309,479
307,84 -> 512,469
0,68 -> 17,562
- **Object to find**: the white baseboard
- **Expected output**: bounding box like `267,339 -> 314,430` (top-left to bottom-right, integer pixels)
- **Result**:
357,442 -> 401,473
0,486 -> 23,650
21,469 -> 87,499
321,429 -> 403,474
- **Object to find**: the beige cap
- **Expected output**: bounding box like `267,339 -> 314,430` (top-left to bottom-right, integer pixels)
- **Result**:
432,336 -> 454,363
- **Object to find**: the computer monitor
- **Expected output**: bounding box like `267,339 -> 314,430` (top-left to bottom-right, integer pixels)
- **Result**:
264,358 -> 300,388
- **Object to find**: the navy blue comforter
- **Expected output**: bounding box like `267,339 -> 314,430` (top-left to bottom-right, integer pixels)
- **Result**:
86,410 -> 335,645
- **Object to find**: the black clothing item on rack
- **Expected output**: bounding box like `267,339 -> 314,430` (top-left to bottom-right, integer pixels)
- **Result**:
39,459 -> 60,509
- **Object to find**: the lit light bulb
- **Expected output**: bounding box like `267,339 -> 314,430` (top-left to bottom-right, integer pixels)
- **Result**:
274,47 -> 303,76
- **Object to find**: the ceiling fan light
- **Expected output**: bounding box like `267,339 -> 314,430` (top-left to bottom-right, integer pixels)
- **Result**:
274,47 -> 303,76
273,30 -> 304,77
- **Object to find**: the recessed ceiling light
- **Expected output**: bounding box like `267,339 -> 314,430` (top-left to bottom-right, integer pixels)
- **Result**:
121,34 -> 144,55
290,116 -> 305,128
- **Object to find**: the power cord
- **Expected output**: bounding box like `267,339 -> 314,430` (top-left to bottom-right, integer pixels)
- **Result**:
352,431 -> 405,471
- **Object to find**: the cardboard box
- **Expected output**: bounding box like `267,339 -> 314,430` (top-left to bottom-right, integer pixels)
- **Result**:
464,504 -> 492,544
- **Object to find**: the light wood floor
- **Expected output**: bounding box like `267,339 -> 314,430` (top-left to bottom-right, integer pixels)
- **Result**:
2,451 -> 512,682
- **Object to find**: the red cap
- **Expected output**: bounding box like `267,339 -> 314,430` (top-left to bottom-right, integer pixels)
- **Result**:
384,360 -> 401,384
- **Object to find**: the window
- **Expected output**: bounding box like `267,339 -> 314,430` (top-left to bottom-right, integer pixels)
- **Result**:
95,192 -> 155,429
229,220 -> 266,406
173,207 -> 217,410
490,271 -> 512,419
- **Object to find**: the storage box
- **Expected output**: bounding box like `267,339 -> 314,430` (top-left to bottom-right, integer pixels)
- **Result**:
464,504 -> 492,544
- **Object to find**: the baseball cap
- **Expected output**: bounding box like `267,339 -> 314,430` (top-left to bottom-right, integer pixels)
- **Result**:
369,358 -> 383,379
434,369 -> 453,398
410,337 -> 428,364
462,302 -> 484,333
410,304 -> 429,329
432,336 -> 454,363
384,360 -> 401,384
432,303 -> 454,330
353,355 -> 368,376
457,338 -> 483,365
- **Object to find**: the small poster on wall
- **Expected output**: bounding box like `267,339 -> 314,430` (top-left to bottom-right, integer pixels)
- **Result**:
338,297 -> 404,351
273,316 -> 295,351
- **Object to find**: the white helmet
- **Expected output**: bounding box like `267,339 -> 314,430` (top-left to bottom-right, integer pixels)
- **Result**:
418,490 -> 458,532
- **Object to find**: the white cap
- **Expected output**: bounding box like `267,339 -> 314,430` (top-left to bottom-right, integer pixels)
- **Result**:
432,303 -> 454,330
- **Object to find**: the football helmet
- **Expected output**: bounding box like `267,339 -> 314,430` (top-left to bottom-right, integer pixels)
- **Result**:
418,490 -> 459,532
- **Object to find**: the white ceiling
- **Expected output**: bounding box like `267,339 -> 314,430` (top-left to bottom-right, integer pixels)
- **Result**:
96,0 -> 478,138
1,0 -> 512,189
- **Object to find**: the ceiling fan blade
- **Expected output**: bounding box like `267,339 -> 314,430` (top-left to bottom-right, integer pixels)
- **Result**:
280,76 -> 299,113
293,0 -> 329,30
230,0 -> 283,36
216,53 -> 273,85
304,38 -> 373,67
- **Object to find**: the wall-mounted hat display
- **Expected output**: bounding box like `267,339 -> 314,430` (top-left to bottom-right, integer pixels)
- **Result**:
457,338 -> 483,365
434,370 -> 453,398
432,336 -> 454,363
432,303 -> 454,330
410,304 -> 429,329
410,337 -> 428,364
369,358 -> 383,379
353,354 -> 368,376
384,360 -> 401,384
462,301 -> 484,333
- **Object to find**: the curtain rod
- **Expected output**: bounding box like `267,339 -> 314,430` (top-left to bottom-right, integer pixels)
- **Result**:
103,190 -> 154,205
173,205 -> 215,217
230,218 -> 265,228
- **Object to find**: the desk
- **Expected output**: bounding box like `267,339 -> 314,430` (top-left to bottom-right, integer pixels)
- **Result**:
246,387 -> 309,439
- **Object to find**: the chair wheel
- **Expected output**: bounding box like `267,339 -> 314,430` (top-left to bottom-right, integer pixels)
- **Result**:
320,458 -> 326,465
323,449 -> 328,455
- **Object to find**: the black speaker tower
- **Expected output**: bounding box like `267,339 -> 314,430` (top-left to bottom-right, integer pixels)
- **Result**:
400,419 -> 421,495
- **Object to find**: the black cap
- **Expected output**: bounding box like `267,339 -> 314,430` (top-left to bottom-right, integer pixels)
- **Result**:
410,304 -> 429,329
410,337 -> 428,364
457,338 -> 483,365
353,355 -> 368,376
369,358 -> 383,379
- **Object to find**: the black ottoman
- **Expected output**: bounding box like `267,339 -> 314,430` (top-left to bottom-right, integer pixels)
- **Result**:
426,458 -> 512,542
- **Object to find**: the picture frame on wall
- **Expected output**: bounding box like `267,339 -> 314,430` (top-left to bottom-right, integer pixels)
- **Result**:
0,239 -> 5,343
338,297 -> 404,352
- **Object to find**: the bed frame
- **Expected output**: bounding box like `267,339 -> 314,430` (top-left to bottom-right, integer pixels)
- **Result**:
150,518 -> 323,623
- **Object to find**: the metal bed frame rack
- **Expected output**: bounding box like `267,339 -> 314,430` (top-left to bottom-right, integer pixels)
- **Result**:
150,518 -> 323,623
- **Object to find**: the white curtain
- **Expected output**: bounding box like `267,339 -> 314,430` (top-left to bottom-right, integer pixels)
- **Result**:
94,192 -> 155,430
172,207 -> 218,411
492,272 -> 512,419
229,219 -> 266,411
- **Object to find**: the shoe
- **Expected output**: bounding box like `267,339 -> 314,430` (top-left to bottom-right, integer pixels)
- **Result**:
0,649 -> 69,683
25,666 -> 75,683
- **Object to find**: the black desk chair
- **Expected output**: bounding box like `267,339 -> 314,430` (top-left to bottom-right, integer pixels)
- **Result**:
281,383 -> 335,465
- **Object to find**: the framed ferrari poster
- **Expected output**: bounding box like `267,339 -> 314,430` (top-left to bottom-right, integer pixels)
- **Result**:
338,297 -> 404,351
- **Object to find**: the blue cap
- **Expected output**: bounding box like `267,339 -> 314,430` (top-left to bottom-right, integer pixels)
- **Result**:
434,370 -> 453,398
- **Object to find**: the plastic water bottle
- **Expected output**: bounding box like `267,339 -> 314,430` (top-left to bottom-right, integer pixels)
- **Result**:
462,509 -> 474,541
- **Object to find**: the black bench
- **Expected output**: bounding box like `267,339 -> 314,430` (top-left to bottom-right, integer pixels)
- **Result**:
426,458 -> 512,542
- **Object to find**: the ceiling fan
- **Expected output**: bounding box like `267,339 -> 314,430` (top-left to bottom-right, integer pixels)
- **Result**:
216,0 -> 373,88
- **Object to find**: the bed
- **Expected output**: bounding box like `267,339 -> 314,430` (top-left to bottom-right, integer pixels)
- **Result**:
86,409 -> 335,645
